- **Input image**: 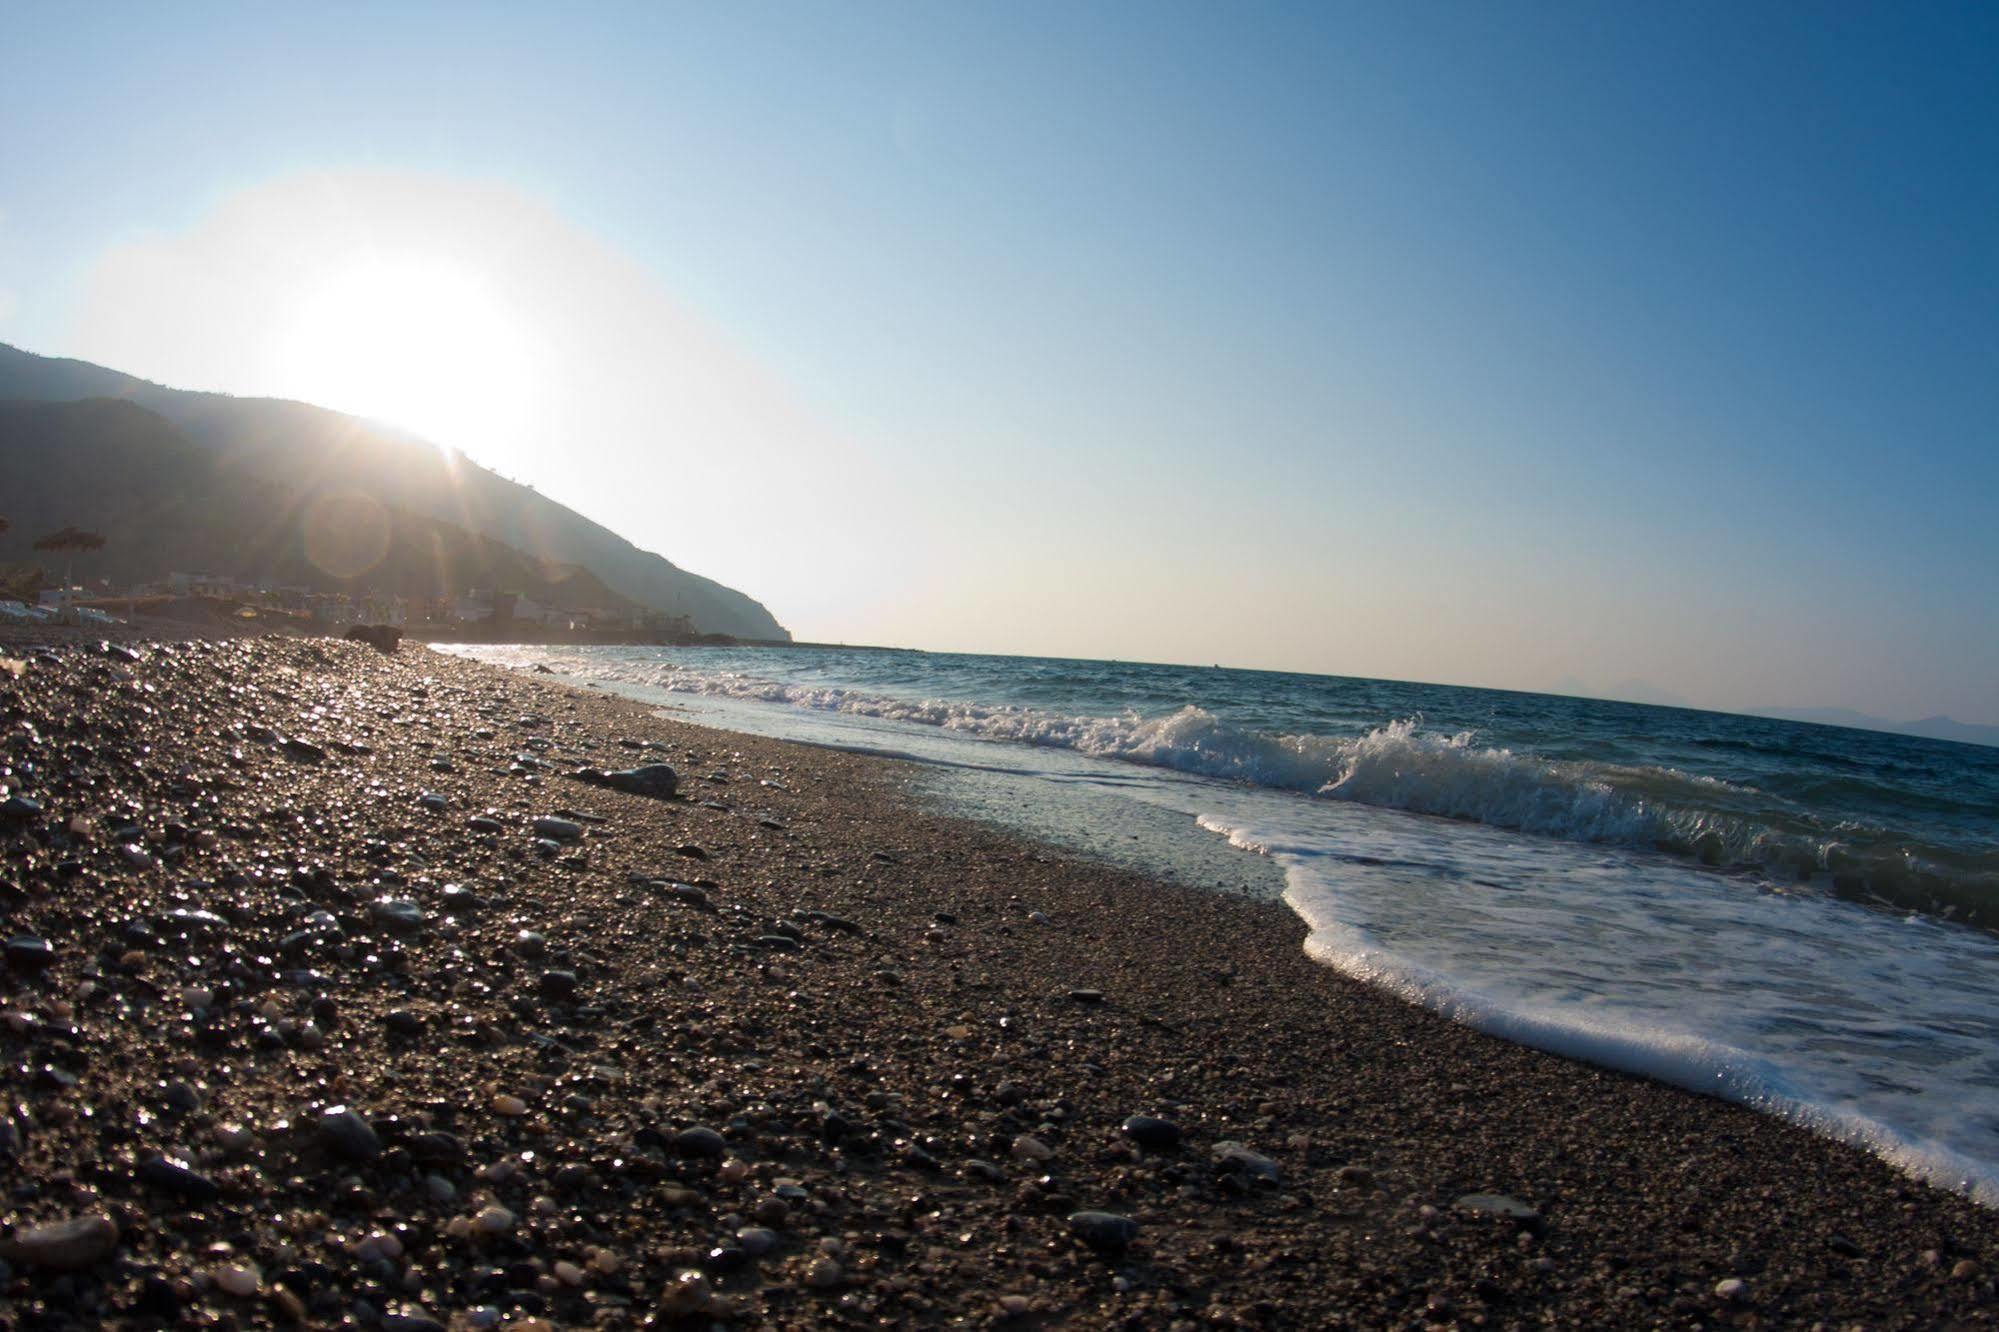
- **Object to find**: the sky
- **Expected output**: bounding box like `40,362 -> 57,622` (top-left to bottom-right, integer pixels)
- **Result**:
1,2 -> 1995,721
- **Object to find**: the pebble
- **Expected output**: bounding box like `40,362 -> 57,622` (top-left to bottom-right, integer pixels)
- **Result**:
804,1255 -> 843,1289
539,969 -> 579,1000
532,816 -> 583,841
0,1213 -> 118,1269
1011,1134 -> 1054,1162
474,1204 -> 516,1235
371,898 -> 425,932
1213,1141 -> 1281,1183
657,1269 -> 712,1315
672,1125 -> 728,1158
1715,1277 -> 1751,1303
138,1152 -> 221,1201
736,1226 -> 778,1257
1068,1211 -> 1140,1253
1454,1193 -> 1543,1230
606,764 -> 678,798
5,935 -> 54,974
1121,1115 -> 1182,1150
213,1261 -> 262,1297
318,1106 -> 382,1161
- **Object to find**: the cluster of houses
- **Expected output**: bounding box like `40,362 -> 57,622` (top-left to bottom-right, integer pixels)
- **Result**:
22,571 -> 688,637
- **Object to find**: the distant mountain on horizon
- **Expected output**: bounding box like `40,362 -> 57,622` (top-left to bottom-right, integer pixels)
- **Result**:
0,342 -> 789,640
1547,676 -> 1996,748
1750,707 -> 1999,750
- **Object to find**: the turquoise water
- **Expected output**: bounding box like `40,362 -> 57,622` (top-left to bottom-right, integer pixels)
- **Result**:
441,644 -> 1999,1204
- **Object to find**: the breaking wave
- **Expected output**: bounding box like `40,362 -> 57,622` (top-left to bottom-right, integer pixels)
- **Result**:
469,651 -> 1997,923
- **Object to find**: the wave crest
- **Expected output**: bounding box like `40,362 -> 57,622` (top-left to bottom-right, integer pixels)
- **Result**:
460,649 -> 1999,923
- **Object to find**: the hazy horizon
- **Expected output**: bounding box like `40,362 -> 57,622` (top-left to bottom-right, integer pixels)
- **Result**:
3,4 -> 1994,722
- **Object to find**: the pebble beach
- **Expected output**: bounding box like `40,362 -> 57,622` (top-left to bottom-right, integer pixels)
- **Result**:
0,635 -> 1994,1330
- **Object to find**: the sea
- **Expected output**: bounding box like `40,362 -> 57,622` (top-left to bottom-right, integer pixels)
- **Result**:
438,643 -> 1999,1205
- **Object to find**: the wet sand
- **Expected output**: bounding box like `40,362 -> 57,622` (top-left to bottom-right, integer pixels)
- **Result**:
0,636 -> 1992,1328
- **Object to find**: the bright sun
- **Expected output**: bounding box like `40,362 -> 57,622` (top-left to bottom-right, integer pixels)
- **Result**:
279,256 -> 537,464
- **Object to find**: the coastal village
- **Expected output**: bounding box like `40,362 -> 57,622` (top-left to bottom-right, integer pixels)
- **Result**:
0,566 -> 707,642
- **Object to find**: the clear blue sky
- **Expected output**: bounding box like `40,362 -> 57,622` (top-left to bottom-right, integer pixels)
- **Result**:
2,3 -> 1995,720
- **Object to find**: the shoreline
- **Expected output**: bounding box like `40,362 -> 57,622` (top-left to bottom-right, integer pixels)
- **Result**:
0,637 -> 1992,1327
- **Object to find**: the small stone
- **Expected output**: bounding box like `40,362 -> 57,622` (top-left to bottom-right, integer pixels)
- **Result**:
1068,1211 -> 1139,1253
1068,988 -> 1104,1004
371,898 -> 425,933
0,1213 -> 118,1269
1213,1141 -> 1281,1183
5,936 -> 54,974
657,1269 -> 712,1315
318,1106 -> 382,1161
1011,1134 -> 1053,1162
1454,1193 -> 1542,1230
736,1227 -> 777,1257
672,1126 -> 727,1159
381,1314 -> 448,1332
1952,1259 -> 1982,1281
538,970 -> 578,1001
1714,1277 -> 1750,1303
607,765 -> 678,798
803,1256 -> 843,1289
532,817 -> 583,841
214,1261 -> 262,1297
1121,1116 -> 1181,1150
138,1153 -> 220,1201
473,1205 -> 515,1235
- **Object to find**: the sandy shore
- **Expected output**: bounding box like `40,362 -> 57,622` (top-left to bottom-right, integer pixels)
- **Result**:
0,636 -> 1992,1329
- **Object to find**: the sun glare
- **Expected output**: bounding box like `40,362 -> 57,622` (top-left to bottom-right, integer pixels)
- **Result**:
279,256 -> 537,464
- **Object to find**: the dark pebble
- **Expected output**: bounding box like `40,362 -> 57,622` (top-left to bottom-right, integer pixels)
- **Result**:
318,1106 -> 382,1161
137,1153 -> 220,1202
1121,1115 -> 1182,1150
5,935 -> 55,974
1068,1211 -> 1140,1252
672,1126 -> 728,1159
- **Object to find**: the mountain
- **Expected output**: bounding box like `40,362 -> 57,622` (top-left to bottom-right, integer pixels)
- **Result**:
0,398 -> 640,611
0,342 -> 788,639
1752,707 -> 1999,750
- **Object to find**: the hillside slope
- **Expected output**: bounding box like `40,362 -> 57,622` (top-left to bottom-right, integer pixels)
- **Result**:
0,343 -> 789,639
0,398 -> 640,611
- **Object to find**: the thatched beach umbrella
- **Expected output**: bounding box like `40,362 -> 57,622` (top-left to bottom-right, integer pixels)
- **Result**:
33,525 -> 107,589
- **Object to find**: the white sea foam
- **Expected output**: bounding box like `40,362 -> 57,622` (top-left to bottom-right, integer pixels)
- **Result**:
1200,810 -> 1999,1206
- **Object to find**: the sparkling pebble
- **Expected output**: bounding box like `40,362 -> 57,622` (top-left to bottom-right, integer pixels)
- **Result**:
474,1205 -> 516,1235
214,1262 -> 261,1297
657,1269 -> 712,1315
492,1094 -> 528,1117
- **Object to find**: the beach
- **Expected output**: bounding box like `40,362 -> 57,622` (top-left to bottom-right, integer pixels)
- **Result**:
0,636 -> 1993,1329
